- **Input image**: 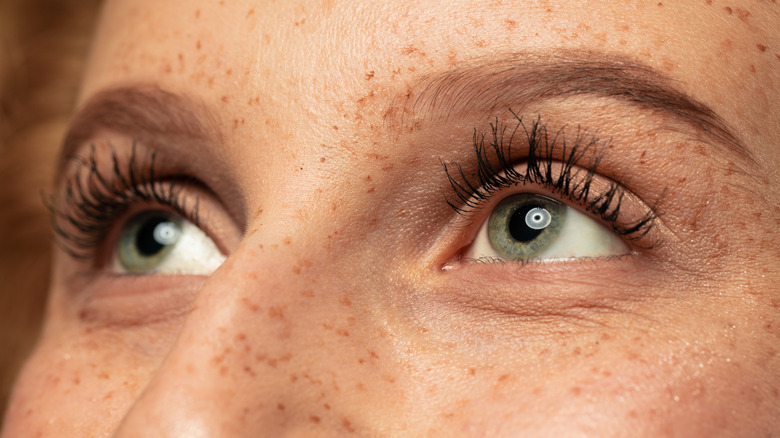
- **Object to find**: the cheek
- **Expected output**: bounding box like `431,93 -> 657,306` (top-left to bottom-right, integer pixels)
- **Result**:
423,326 -> 777,436
2,333 -> 154,437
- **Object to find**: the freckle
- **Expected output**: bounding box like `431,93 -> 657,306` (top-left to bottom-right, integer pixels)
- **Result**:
365,70 -> 375,80
243,366 -> 256,377
358,358 -> 365,364
369,350 -> 379,359
757,44 -> 767,52
309,415 -> 321,424
247,8 -> 255,17
504,19 -> 517,30
704,0 -> 712,4
226,68 -> 233,76
301,289 -> 315,298
220,366 -> 228,376
342,418 -> 356,433
236,333 -> 247,342
339,297 -> 352,306
735,8 -> 750,22
73,377 -> 80,385
498,374 -> 511,382
366,187 -> 375,193
221,96 -> 229,103
293,265 -> 301,275
163,64 -> 172,74
268,359 -> 278,368
657,2 -> 663,6
724,6 -> 732,14
469,368 -> 476,376
98,372 -> 110,380
196,40 -> 202,50
268,306 -> 285,319
323,403 -> 331,410
277,403 -> 285,411
195,9 -> 201,18
242,297 -> 261,312
573,347 -> 582,356
571,386 -> 582,395
678,177 -> 687,184
337,329 -> 350,337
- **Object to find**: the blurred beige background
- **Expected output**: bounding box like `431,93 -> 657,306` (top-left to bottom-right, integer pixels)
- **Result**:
0,0 -> 101,422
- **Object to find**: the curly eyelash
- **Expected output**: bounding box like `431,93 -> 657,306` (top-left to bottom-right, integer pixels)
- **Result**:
442,113 -> 659,244
46,142 -> 200,260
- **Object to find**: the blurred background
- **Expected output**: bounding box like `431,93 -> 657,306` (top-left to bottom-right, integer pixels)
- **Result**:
0,0 -> 101,423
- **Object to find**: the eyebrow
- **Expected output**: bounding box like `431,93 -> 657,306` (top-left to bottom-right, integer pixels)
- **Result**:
384,51 -> 753,165
59,85 -> 220,176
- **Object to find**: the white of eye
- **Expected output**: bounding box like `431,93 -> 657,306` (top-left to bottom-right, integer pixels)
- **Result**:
153,220 -> 226,274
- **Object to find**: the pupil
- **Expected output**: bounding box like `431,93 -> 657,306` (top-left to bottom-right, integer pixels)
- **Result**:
135,217 -> 176,256
508,204 -> 546,242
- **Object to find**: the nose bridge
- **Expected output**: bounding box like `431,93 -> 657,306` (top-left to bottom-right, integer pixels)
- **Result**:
111,233 -> 355,437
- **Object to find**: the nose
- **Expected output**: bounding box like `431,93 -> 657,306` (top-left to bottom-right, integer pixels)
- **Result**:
110,229 -> 396,437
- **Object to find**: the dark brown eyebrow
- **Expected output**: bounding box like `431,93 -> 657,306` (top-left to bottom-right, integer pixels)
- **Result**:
385,51 -> 753,165
59,85 -> 220,177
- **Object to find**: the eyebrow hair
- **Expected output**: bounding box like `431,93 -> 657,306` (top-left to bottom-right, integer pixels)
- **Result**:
384,51 -> 753,165
58,85 -> 220,176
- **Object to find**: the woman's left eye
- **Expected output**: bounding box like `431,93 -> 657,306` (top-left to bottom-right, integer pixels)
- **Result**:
114,211 -> 226,275
466,193 -> 629,262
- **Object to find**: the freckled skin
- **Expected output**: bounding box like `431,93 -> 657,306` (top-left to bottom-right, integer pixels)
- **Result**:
3,0 -> 780,437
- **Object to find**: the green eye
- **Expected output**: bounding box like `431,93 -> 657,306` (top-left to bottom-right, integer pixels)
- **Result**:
467,193 -> 630,263
486,194 -> 566,260
118,213 -> 183,273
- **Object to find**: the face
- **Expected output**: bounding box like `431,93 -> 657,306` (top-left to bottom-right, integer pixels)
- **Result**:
3,0 -> 780,436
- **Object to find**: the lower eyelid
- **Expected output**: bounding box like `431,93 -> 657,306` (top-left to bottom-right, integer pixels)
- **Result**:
70,274 -> 206,328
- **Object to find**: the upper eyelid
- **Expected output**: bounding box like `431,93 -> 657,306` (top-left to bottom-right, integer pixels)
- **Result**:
48,143 -> 202,260
442,115 -> 661,246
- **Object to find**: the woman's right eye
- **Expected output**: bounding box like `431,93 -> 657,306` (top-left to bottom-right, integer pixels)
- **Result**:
115,211 -> 225,275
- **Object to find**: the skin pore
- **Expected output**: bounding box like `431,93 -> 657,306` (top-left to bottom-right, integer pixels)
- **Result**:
2,0 -> 779,436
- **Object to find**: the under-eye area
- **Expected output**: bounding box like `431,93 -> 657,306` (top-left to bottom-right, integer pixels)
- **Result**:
441,114 -> 662,266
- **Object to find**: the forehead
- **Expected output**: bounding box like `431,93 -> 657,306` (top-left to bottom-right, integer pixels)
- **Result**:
81,0 -> 779,164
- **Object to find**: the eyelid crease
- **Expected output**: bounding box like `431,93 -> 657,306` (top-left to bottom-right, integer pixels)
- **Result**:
442,113 -> 661,248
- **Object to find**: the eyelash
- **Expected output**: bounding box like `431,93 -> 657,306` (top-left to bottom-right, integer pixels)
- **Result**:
47,143 -> 200,260
442,115 -> 659,246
